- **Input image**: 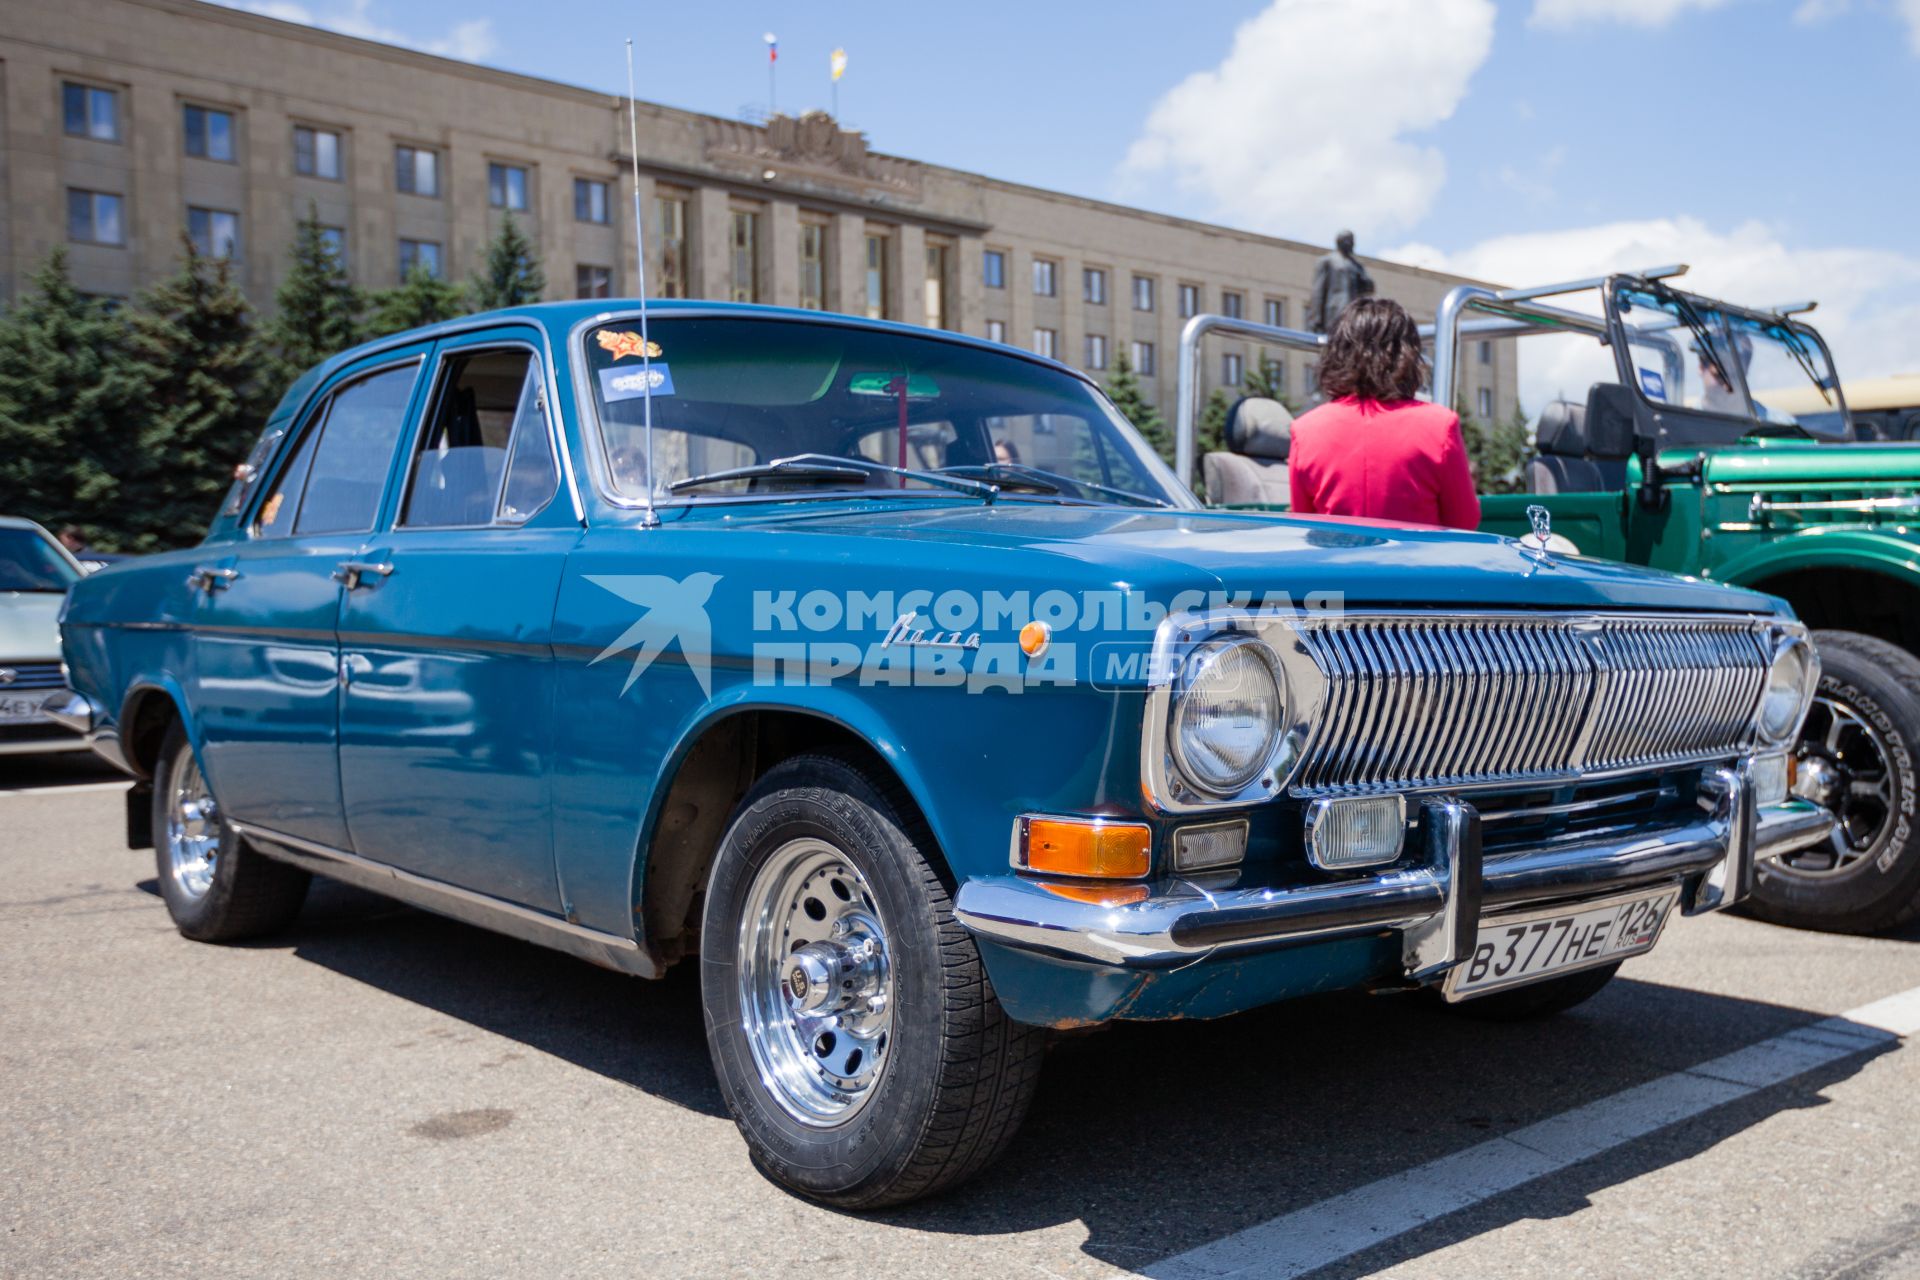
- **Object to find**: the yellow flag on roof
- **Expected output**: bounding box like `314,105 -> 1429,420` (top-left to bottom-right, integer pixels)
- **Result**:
830,48 -> 847,81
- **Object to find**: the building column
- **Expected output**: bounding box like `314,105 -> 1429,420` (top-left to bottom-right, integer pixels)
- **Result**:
896,223 -> 926,327
767,199 -> 798,308
831,212 -> 864,317
691,185 -> 731,300
955,236 -> 986,338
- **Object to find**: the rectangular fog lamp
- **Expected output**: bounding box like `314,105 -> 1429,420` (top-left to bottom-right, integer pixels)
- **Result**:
1305,795 -> 1408,871
1751,752 -> 1790,808
1172,819 -> 1249,873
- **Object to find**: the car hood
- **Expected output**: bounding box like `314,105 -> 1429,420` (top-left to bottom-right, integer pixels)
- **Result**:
0,592 -> 66,661
732,502 -> 1777,614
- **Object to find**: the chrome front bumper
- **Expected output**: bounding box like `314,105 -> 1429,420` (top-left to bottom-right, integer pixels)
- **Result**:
0,688 -> 97,756
954,764 -> 1837,974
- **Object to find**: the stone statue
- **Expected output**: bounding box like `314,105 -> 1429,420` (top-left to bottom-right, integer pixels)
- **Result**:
1307,230 -> 1375,333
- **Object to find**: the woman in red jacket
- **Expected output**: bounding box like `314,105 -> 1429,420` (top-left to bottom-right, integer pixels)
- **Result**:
1288,298 -> 1481,530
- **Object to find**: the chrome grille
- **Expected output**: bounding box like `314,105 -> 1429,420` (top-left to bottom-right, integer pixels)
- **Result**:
0,661 -> 64,691
1293,617 -> 1769,794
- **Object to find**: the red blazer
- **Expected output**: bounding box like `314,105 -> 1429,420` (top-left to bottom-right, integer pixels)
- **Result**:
1287,397 -> 1482,530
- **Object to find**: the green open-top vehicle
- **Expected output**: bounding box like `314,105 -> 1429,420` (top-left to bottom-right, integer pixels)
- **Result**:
1177,267 -> 1920,935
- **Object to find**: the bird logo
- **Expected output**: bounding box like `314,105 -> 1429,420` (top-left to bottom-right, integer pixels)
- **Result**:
587,572 -> 722,696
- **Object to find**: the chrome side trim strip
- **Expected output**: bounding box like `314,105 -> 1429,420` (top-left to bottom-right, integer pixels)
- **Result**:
230,821 -> 656,978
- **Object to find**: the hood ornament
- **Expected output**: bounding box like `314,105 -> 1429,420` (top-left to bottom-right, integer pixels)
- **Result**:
1527,504 -> 1553,552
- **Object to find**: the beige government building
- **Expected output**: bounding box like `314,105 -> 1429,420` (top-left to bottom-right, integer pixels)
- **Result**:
2,0 -> 1517,424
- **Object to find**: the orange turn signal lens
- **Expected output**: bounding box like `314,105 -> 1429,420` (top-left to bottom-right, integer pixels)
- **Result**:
1019,620 -> 1051,657
1019,817 -> 1152,879
1039,882 -> 1150,907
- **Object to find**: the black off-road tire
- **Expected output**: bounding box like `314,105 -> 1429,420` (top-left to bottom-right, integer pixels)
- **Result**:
153,722 -> 310,942
1747,631 -> 1920,935
1442,961 -> 1622,1022
700,753 -> 1045,1209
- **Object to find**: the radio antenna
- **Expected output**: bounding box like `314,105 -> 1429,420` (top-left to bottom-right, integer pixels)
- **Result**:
625,37 -> 658,527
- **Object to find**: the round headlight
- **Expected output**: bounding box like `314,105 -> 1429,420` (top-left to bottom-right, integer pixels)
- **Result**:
1170,638 -> 1282,795
1758,638 -> 1812,743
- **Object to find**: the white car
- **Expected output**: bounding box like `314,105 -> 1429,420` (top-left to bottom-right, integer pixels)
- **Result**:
0,516 -> 90,756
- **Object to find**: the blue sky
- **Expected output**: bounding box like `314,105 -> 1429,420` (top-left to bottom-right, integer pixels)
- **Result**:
222,0 -> 1920,394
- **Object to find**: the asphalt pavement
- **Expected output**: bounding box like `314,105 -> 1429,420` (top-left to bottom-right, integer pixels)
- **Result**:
3,757 -> 1919,1280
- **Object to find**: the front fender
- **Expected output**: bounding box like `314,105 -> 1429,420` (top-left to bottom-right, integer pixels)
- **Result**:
1715,528 -> 1920,594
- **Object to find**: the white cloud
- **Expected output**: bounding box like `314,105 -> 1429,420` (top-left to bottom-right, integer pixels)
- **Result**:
209,0 -> 497,62
1529,0 -> 1732,27
1118,0 -> 1496,240
1389,218 -> 1920,413
1791,0 -> 1920,51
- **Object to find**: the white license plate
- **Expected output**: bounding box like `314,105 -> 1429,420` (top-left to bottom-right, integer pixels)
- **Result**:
1444,884 -> 1681,1001
0,690 -> 58,725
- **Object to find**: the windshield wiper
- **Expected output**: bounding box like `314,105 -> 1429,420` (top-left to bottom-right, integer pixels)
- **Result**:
1651,281 -> 1736,399
1773,325 -> 1835,407
938,462 -> 1171,508
669,453 -> 998,501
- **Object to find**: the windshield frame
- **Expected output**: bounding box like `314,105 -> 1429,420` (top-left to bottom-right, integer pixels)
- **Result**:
1605,277 -> 1851,440
0,523 -> 86,592
567,307 -> 1200,513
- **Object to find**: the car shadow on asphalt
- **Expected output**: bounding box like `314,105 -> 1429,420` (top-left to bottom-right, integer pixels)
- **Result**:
257,875 -> 1891,1275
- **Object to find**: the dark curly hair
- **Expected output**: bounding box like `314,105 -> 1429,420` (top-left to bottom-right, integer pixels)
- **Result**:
1316,297 -> 1429,403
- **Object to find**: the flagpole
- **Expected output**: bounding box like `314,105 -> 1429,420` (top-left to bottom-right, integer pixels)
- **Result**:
764,32 -> 777,115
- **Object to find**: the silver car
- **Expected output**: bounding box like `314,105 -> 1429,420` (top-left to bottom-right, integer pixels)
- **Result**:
0,517 -> 90,757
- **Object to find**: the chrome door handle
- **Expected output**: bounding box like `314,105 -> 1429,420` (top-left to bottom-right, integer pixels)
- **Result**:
188,566 -> 239,592
332,560 -> 394,589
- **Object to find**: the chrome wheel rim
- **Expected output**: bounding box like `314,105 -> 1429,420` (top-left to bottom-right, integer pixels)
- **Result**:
1783,693 -> 1898,877
736,838 -> 894,1127
165,747 -> 221,901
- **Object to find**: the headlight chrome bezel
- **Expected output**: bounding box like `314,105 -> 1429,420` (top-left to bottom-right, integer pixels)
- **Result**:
1756,627 -> 1820,746
1168,636 -> 1284,797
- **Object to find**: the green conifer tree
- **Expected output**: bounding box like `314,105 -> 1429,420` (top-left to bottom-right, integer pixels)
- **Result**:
468,211 -> 546,311
0,249 -> 136,548
1241,352 -> 1300,412
369,262 -> 467,336
264,205 -> 364,388
1105,350 -> 1172,464
112,234 -> 271,549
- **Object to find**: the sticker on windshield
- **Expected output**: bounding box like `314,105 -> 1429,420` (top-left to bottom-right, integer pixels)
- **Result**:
596,330 -> 663,361
1638,368 -> 1667,401
599,363 -> 675,401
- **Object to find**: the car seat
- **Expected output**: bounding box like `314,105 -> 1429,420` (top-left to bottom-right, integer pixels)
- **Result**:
1201,397 -> 1294,505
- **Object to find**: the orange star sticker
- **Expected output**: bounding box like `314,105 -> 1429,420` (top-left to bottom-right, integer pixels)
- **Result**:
596,330 -> 663,361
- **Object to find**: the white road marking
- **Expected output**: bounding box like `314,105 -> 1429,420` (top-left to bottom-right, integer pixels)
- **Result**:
0,781 -> 130,798
1143,982 -> 1920,1280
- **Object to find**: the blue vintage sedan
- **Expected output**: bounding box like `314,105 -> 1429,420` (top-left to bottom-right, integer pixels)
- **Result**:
51,302 -> 1834,1206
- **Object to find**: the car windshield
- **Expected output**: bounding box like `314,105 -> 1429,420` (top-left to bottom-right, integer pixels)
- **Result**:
0,527 -> 81,592
1614,286 -> 1848,440
582,315 -> 1194,507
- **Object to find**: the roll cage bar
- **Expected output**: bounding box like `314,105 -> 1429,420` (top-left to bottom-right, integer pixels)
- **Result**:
1172,263 -> 1845,492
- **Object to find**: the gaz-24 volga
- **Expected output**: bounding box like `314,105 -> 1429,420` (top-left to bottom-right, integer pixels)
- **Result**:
50,302 -> 1833,1206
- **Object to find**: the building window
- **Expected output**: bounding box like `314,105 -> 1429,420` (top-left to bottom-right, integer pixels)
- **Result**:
576,264 -> 613,299
730,210 -> 761,303
183,105 -> 236,161
1033,328 -> 1057,359
1133,275 -> 1155,312
186,208 -> 240,259
1085,333 -> 1108,371
1223,353 -> 1244,385
657,194 -> 688,298
319,226 -> 347,268
62,83 -> 119,141
293,125 -> 342,179
799,222 -> 828,311
925,240 -> 952,329
574,178 -> 610,224
399,238 -> 443,278
1084,267 -> 1107,306
1477,387 -> 1494,419
864,232 -> 891,320
1178,283 -> 1200,319
986,319 -> 1007,344
489,163 -> 529,211
66,189 -> 124,245
1032,257 -> 1057,297
983,249 -> 1005,289
1265,297 -> 1286,328
1222,291 -> 1244,320
395,144 -> 439,197
1131,340 -> 1155,377
1478,339 -> 1493,366
1271,357 -> 1288,393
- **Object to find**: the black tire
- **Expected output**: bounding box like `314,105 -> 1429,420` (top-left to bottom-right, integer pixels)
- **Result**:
700,753 -> 1044,1209
1747,630 -> 1920,935
153,722 -> 309,942
1442,961 -> 1622,1022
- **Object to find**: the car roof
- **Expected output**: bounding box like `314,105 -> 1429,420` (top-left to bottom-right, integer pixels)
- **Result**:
0,515 -> 55,534
273,300 -> 1092,420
